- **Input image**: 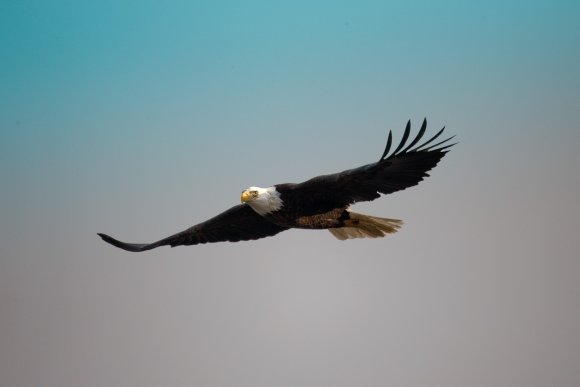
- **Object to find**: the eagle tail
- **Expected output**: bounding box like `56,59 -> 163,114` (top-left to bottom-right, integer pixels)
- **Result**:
328,212 -> 403,240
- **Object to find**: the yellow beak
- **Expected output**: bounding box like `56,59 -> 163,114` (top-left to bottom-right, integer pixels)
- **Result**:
241,190 -> 251,203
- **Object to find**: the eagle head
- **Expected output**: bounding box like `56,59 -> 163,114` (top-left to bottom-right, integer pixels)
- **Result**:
241,186 -> 283,215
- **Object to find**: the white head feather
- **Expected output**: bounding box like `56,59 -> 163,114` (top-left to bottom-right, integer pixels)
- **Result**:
242,186 -> 283,215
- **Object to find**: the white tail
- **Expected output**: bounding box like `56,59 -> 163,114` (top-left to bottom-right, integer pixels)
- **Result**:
328,212 -> 403,240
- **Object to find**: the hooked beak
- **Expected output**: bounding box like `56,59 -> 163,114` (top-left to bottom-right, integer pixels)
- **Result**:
241,190 -> 251,203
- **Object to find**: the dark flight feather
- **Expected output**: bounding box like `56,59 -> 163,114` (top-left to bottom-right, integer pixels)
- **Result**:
277,120 -> 455,212
420,135 -> 456,152
413,126 -> 446,151
98,204 -> 288,252
391,119 -> 411,156
400,118 -> 428,154
379,130 -> 393,161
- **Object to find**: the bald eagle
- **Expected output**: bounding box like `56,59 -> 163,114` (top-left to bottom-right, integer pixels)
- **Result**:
98,119 -> 454,252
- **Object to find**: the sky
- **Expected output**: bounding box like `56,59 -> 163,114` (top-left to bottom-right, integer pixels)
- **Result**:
1,1 -> 579,386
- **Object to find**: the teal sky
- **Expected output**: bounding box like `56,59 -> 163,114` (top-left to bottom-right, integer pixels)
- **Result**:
1,1 -> 579,386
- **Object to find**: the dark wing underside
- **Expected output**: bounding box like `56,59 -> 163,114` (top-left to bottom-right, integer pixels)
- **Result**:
278,119 -> 455,213
98,204 -> 288,252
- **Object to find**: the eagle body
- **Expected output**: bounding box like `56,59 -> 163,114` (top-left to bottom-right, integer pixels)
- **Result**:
98,119 -> 455,252
254,185 -> 396,235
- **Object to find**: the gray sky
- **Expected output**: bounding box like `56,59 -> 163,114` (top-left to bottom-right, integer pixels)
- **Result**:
1,1 -> 579,386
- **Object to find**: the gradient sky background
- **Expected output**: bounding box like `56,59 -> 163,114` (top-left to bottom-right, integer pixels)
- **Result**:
1,1 -> 579,386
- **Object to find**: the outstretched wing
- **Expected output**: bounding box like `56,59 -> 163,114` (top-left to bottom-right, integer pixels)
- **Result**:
98,204 -> 288,252
278,119 -> 455,212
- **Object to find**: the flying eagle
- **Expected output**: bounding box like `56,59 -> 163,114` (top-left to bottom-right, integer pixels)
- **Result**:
98,119 -> 454,252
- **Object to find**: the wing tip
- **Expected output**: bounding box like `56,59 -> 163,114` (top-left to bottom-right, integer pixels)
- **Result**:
97,232 -> 112,242
97,232 -> 150,252
379,130 -> 393,161
381,118 -> 455,160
